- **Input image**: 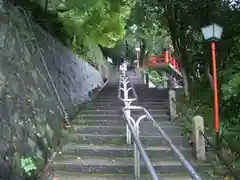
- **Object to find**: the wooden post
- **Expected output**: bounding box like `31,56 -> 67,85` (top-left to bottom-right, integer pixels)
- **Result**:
192,116 -> 206,161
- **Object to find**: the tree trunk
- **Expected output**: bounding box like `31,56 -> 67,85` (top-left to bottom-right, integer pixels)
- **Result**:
45,0 -> 49,10
163,2 -> 191,99
206,64 -> 213,89
139,39 -> 146,66
181,66 -> 190,100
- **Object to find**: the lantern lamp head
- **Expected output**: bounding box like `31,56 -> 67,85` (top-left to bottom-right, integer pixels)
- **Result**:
201,23 -> 223,41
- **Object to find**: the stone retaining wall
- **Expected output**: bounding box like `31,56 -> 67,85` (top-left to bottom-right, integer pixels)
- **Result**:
0,1 -> 103,179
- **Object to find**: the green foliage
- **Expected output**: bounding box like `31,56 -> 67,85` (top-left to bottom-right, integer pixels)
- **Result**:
148,70 -> 163,86
45,0 -> 133,47
220,72 -> 240,155
222,73 -> 240,101
20,1 -> 70,45
129,0 -> 240,176
20,157 -> 37,176
22,0 -> 135,67
126,0 -> 172,65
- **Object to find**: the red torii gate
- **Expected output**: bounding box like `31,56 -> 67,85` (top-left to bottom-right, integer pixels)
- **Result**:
144,49 -> 182,77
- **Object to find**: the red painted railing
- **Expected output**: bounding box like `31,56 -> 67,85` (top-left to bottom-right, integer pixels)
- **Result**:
144,50 -> 180,73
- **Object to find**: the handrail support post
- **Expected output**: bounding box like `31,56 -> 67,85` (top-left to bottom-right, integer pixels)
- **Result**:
134,122 -> 140,179
125,101 -> 132,145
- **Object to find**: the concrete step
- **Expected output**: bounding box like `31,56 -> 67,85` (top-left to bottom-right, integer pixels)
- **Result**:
97,92 -> 167,97
50,156 -> 210,174
135,88 -> 168,91
50,171 -> 193,180
60,144 -> 193,160
88,101 -> 169,105
86,102 -> 124,107
134,92 -> 168,96
85,103 -> 169,110
71,119 -> 184,127
96,93 -> 119,96
102,87 -> 165,91
98,89 -> 168,93
97,93 -> 168,98
66,126 -> 125,135
62,134 -> 190,147
65,125 -> 183,136
81,109 -> 169,113
93,99 -> 168,103
76,114 -> 122,121
95,97 -> 169,101
71,119 -> 125,126
76,114 -> 170,121
98,91 -> 168,95
79,109 -> 169,115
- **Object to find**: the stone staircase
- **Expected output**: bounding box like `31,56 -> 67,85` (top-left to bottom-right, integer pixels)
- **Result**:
46,74 -> 211,179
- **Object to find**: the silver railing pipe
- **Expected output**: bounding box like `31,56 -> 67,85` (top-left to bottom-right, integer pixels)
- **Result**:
118,74 -> 137,144
117,66 -> 158,179
117,66 -> 202,180
118,65 -> 158,179
122,109 -> 159,180
122,106 -> 202,180
118,61 -> 138,145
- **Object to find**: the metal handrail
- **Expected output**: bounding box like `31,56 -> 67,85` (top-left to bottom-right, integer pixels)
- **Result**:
118,73 -> 138,145
122,105 -> 202,180
122,108 -> 159,180
18,6 -> 70,125
118,66 -> 159,179
118,75 -> 138,102
118,66 -> 202,180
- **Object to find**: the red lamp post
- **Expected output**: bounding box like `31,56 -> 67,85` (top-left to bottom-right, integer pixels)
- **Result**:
201,24 -> 223,138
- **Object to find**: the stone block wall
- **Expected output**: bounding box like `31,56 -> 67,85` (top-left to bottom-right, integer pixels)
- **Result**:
0,1 -> 103,179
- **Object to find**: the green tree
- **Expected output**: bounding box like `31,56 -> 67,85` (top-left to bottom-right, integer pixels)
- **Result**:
129,0 -> 240,173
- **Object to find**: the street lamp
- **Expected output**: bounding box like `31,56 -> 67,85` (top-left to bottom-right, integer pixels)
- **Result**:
201,23 -> 223,137
135,42 -> 141,68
